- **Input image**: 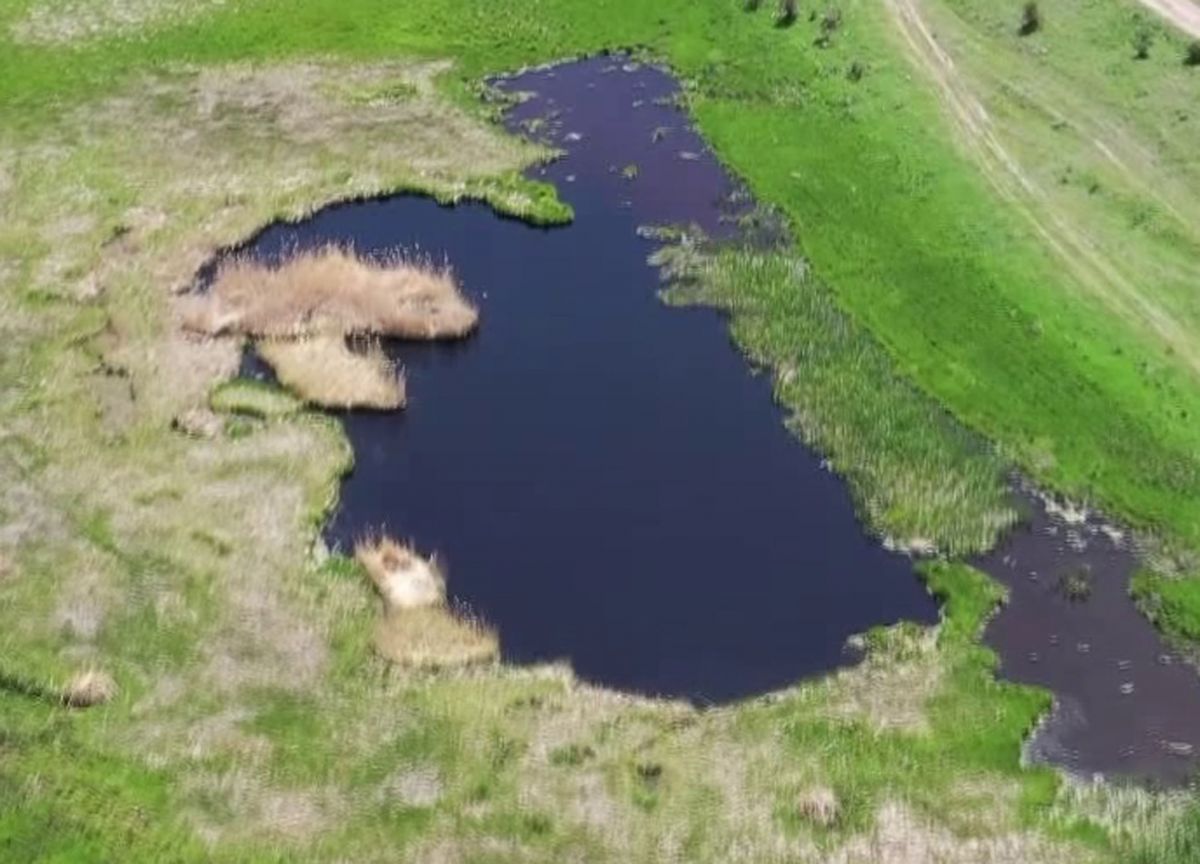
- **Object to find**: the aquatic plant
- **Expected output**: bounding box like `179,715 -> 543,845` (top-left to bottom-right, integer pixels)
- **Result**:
1058,566 -> 1094,603
356,536 -> 498,668
661,243 -> 1017,556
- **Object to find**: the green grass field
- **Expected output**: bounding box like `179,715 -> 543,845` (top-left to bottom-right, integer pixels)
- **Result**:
2,0 -> 1200,860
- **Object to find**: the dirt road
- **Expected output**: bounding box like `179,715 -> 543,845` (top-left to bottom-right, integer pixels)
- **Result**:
1137,0 -> 1200,39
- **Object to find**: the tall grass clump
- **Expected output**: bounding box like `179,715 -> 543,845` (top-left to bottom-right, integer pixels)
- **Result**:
184,245 -> 478,340
657,241 -> 1017,555
256,335 -> 405,410
355,536 -> 497,668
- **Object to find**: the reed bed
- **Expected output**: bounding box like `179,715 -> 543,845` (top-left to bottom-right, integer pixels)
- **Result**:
256,335 -> 405,411
185,245 -> 478,341
355,536 -> 497,668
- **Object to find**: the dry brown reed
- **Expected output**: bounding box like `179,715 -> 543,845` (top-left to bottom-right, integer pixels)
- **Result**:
184,245 -> 478,340
257,335 -> 405,410
355,536 -> 497,669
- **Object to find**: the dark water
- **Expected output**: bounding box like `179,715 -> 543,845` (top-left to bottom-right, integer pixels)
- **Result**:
980,492 -> 1200,785
237,56 -> 937,704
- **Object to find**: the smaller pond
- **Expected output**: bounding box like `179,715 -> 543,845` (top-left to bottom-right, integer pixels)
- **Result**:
980,491 -> 1200,785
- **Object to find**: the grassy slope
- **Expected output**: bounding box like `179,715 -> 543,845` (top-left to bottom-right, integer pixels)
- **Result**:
1,0 -> 1200,860
4,0 -> 1198,616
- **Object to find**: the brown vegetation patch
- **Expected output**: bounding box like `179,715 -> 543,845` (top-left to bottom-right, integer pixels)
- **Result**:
374,605 -> 498,669
357,536 -> 497,668
257,335 -> 405,410
797,786 -> 841,828
356,536 -> 445,610
184,246 -> 478,341
62,669 -> 118,707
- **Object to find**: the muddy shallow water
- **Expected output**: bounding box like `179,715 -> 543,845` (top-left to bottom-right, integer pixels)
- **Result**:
980,492 -> 1200,785
225,56 -> 1199,782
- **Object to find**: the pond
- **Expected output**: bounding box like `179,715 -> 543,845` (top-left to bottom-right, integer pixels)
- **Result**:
240,56 -> 938,704
224,55 -> 1199,783
980,490 -> 1200,785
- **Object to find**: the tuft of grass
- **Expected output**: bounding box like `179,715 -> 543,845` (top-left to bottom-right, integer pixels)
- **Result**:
374,605 -> 499,670
1058,566 -> 1094,603
184,245 -> 478,341
60,669 -> 118,708
660,242 -> 1017,556
356,536 -> 498,668
257,334 -> 406,411
209,378 -> 302,419
1131,569 -> 1200,648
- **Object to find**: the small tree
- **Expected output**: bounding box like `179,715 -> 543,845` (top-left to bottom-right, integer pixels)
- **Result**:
1018,2 -> 1040,36
1133,27 -> 1153,60
776,0 -> 798,27
1185,40 -> 1200,66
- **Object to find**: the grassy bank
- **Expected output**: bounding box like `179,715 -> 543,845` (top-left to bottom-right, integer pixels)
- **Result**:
2,0 -> 1200,860
660,242 -> 1016,557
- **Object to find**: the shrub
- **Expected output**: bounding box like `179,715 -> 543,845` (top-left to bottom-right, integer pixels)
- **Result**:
1133,27 -> 1153,60
1185,41 -> 1200,66
1018,2 -> 1040,36
743,0 -> 761,10
776,0 -> 797,27
815,6 -> 842,47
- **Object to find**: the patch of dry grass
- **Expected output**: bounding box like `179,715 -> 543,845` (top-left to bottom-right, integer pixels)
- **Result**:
357,536 -> 497,668
257,335 -> 405,411
184,246 -> 478,340
826,802 -> 1089,864
12,0 -> 232,44
821,625 -> 943,734
374,606 -> 498,669
61,669 -> 118,707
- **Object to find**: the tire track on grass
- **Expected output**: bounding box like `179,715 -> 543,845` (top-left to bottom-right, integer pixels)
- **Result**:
884,0 -> 1200,377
